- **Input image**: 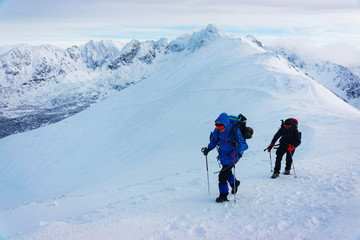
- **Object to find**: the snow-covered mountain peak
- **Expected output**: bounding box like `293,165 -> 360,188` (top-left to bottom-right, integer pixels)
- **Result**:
243,35 -> 266,50
121,39 -> 140,53
79,39 -> 125,69
156,37 -> 170,47
166,23 -> 223,53
204,23 -> 224,36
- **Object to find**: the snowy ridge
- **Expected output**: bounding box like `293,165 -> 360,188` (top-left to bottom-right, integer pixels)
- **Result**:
271,47 -> 360,109
1,26 -> 360,239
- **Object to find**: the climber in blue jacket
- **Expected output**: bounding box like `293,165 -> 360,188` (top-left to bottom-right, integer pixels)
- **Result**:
202,113 -> 248,202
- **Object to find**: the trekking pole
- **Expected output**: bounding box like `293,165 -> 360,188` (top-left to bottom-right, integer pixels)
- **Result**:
289,151 -> 297,178
205,155 -> 211,195
264,147 -> 273,172
201,148 -> 211,195
233,149 -> 236,204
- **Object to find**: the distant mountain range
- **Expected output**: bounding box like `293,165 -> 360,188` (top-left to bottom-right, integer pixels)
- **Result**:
0,24 -> 359,138
269,46 -> 360,109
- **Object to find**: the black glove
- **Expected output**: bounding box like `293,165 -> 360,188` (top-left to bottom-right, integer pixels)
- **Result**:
231,140 -> 239,149
201,147 -> 210,156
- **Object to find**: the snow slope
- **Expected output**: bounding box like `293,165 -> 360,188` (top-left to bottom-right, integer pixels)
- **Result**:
270,46 -> 360,110
1,29 -> 360,240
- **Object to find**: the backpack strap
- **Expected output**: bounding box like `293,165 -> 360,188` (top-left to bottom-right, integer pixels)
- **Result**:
228,124 -> 236,140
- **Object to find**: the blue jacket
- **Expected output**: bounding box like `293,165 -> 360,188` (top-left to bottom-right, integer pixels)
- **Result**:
208,113 -> 248,165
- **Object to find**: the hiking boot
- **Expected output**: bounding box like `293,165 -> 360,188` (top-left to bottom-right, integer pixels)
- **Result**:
230,180 -> 240,194
284,170 -> 290,175
271,173 -> 279,179
215,193 -> 229,203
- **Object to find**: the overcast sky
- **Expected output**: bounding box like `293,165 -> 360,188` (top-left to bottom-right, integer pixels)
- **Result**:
1,0 -> 360,65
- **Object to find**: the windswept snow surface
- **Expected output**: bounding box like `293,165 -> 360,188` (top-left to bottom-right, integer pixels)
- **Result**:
1,32 -> 360,240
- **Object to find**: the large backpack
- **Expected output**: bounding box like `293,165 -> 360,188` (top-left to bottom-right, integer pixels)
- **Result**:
211,113 -> 254,142
228,114 -> 254,140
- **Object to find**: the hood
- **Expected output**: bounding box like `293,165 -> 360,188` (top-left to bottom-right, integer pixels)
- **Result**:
215,112 -> 230,128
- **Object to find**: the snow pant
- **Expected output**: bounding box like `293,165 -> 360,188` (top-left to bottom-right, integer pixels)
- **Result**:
274,145 -> 295,174
218,165 -> 237,194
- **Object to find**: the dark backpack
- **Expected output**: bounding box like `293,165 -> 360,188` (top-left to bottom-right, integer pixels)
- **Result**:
228,114 -> 254,140
211,113 -> 254,143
